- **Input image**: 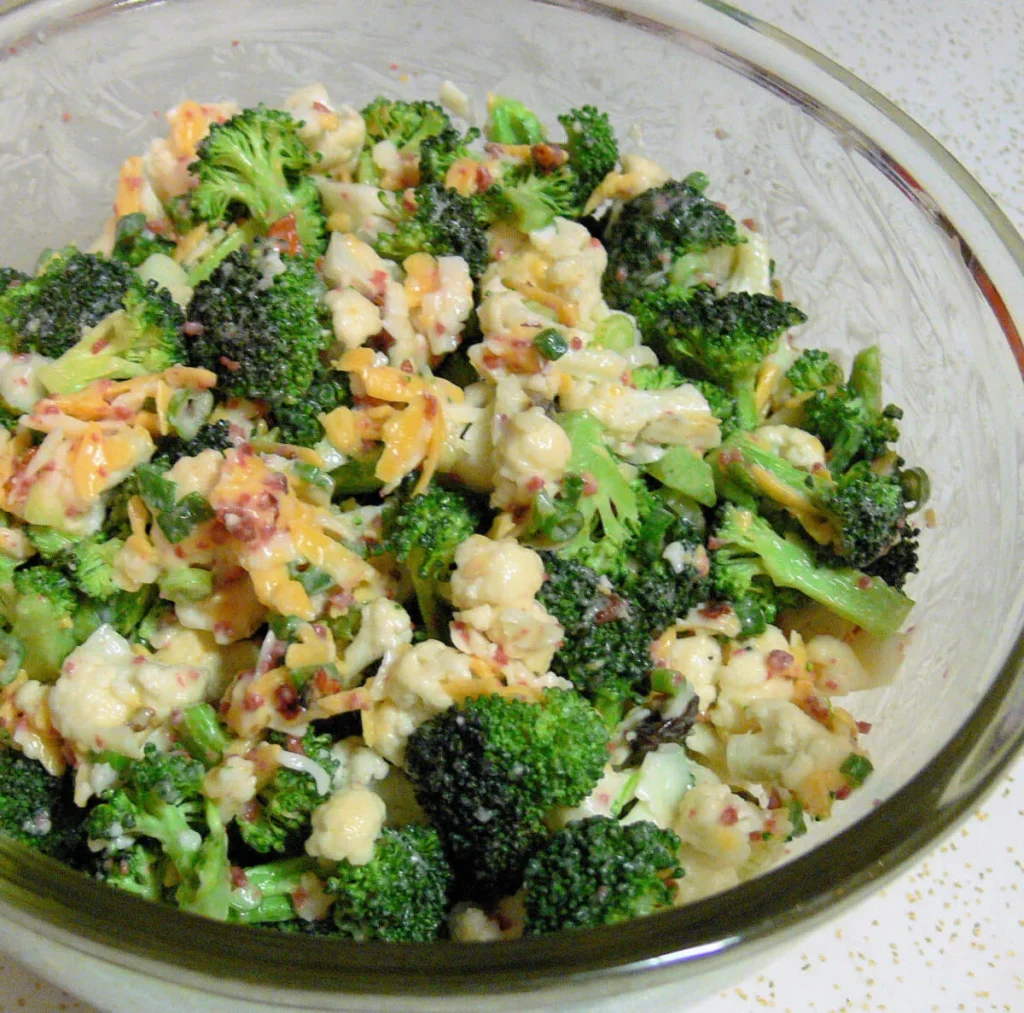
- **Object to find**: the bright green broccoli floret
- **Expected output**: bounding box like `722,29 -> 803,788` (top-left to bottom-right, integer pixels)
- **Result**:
711,504 -> 913,638
325,825 -> 453,941
0,748 -> 83,861
785,348 -> 843,393
557,105 -> 619,209
93,843 -> 165,901
691,379 -> 743,439
405,688 -> 608,898
0,249 -> 140,358
358,97 -> 454,184
189,105 -> 326,255
523,816 -> 681,933
37,282 -> 185,395
111,213 -> 176,267
186,245 -> 329,406
484,164 -> 579,234
709,540 -> 803,637
380,480 -> 485,639
237,728 -> 340,856
710,431 -> 915,571
418,126 -> 481,185
374,183 -> 490,278
631,285 -> 806,430
631,364 -> 686,390
485,96 -> 545,145
602,176 -> 742,308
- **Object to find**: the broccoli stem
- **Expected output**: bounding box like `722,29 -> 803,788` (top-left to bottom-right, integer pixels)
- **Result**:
178,800 -> 232,920
716,506 -> 912,638
230,856 -> 317,924
177,703 -> 232,768
848,347 -> 882,416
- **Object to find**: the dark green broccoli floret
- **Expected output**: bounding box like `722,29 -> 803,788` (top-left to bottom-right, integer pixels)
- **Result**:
189,105 -> 326,255
270,370 -> 350,447
556,105 -> 619,209
523,816 -> 681,933
861,523 -> 920,591
710,504 -> 913,638
405,688 -> 608,898
374,183 -> 489,279
186,245 -> 329,406
325,825 -> 453,941
37,281 -> 185,395
111,213 -> 176,267
602,176 -> 741,308
0,268 -> 27,292
785,348 -> 843,393
631,285 -> 806,430
0,249 -> 139,359
0,748 -> 83,861
709,542 -> 803,637
379,480 -> 485,639
237,728 -> 339,856
92,843 -> 164,901
0,566 -> 95,681
418,126 -> 481,185
485,96 -> 545,145
710,431 -> 915,571
535,552 -> 604,630
159,419 -> 234,463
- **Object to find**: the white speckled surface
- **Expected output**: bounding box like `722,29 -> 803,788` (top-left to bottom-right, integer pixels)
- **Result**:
0,1 -> 1020,1010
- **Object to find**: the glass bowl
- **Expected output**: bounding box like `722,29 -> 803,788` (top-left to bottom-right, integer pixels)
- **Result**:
0,0 -> 1021,1010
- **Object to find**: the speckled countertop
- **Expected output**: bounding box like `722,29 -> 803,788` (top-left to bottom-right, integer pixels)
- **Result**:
0,1 -> 1021,1011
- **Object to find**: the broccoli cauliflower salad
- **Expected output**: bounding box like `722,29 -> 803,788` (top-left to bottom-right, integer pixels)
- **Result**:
0,84 -> 930,942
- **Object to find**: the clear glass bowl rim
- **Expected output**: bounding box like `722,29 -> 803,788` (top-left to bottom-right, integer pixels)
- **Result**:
0,0 -> 1020,1000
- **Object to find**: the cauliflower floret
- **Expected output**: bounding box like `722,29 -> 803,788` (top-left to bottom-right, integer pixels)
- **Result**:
0,351 -> 49,413
339,599 -> 413,686
305,785 -> 385,865
754,424 -> 827,472
203,756 -> 258,822
713,626 -> 800,728
285,84 -> 365,178
491,406 -> 572,510
404,253 -> 474,357
164,448 -> 224,499
715,225 -> 772,297
0,678 -> 65,776
671,781 -> 765,872
450,535 -> 545,610
451,601 -> 564,675
652,632 -> 722,711
440,382 -> 496,492
330,738 -> 390,791
324,288 -> 383,351
175,574 -> 268,645
316,179 -> 390,239
49,625 -> 219,760
806,634 -> 873,695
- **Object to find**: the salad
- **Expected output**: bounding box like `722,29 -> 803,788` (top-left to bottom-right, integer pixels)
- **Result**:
0,83 -> 928,942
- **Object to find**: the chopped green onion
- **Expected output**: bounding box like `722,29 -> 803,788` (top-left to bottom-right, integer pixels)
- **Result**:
288,563 -> 333,596
651,668 -> 683,696
168,388 -> 215,442
645,446 -> 717,507
156,492 -> 214,544
839,752 -> 873,786
533,328 -> 569,361
592,312 -> 636,352
136,463 -> 178,513
177,703 -> 231,767
158,566 -> 214,603
901,467 -> 930,511
293,462 -> 335,498
290,662 -> 340,692
785,798 -> 807,841
270,615 -> 303,642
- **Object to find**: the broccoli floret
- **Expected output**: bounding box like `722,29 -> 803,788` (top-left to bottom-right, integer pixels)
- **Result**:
535,552 -> 604,630
709,542 -> 803,637
186,245 -> 329,406
631,364 -> 686,390
785,348 -> 843,393
68,537 -> 122,600
237,728 -> 339,856
710,431 -> 915,571
484,164 -> 579,234
189,105 -> 326,255
93,843 -> 165,901
357,97 -> 454,185
379,480 -> 485,639
0,748 -> 83,861
711,504 -> 913,638
602,176 -> 742,308
523,816 -> 681,933
111,213 -> 176,268
270,370 -> 350,448
418,126 -> 481,185
556,105 -> 619,210
0,249 -> 140,358
0,268 -> 27,292
631,285 -> 806,429
0,566 -> 93,681
485,96 -> 545,145
861,522 -> 920,591
37,281 -> 185,395
405,688 -> 608,898
373,184 -> 489,279
691,379 -> 743,439
325,825 -> 452,941
159,419 -> 234,463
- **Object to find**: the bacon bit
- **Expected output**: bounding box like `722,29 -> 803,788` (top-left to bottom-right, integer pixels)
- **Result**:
835,784 -> 852,801
267,213 -> 301,256
312,100 -> 331,114
285,735 -> 306,756
327,590 -> 355,612
493,644 -> 509,666
291,885 -> 310,908
482,352 -> 501,371
182,320 -> 205,336
90,334 -> 112,354
61,112 -> 72,123
274,683 -> 302,720
699,600 -> 732,619
805,696 -> 830,722
615,265 -> 628,282
749,830 -> 764,842
526,475 -> 545,492
824,678 -> 839,691
742,217 -> 758,231
719,806 -> 739,826
314,667 -> 342,696
594,593 -> 630,625
220,356 -> 242,373
475,165 -> 493,192
766,649 -> 794,678
580,473 -> 599,496
243,692 -> 265,712
230,866 -> 249,889
531,142 -> 569,172
857,720 -> 873,734
856,575 -> 873,590
570,336 -> 583,351
718,447 -> 743,466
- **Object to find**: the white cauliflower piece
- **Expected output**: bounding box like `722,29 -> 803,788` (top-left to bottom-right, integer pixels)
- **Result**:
305,785 -> 385,865
491,407 -> 572,511
315,179 -> 390,239
713,626 -> 799,727
451,601 -> 564,675
339,599 -> 413,686
450,535 -> 545,610
0,351 -> 49,413
285,84 -> 365,177
203,756 -> 258,822
440,382 -> 496,492
671,781 -> 765,871
404,253 -> 474,357
653,632 -> 722,711
806,634 -> 873,695
324,288 -> 383,351
754,424 -> 827,471
330,737 -> 390,791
